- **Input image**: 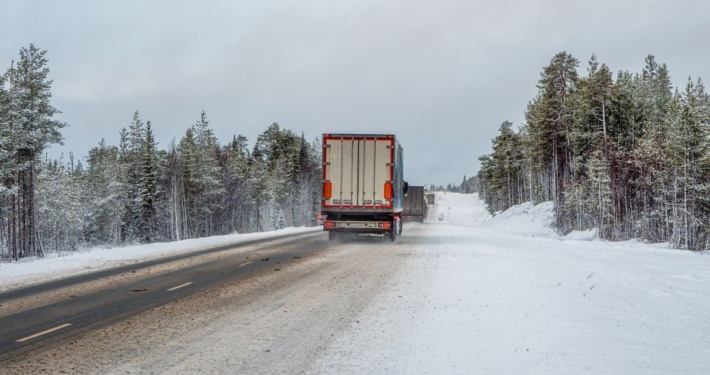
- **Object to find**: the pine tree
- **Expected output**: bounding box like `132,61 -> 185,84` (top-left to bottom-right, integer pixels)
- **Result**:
178,126 -> 198,236
221,135 -> 252,233
586,147 -> 614,237
0,70 -> 12,259
248,156 -> 271,232
190,111 -> 224,237
537,52 -> 579,215
665,79 -> 710,249
139,121 -> 159,242
36,156 -> 87,252
4,45 -> 66,259
84,139 -> 122,244
608,70 -> 638,150
122,111 -> 145,242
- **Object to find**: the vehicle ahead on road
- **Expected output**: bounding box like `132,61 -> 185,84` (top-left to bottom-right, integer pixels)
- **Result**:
402,185 -> 426,222
426,192 -> 436,205
321,134 -> 406,242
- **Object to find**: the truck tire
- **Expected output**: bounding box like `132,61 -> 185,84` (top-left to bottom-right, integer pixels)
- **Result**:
398,219 -> 403,235
390,225 -> 397,242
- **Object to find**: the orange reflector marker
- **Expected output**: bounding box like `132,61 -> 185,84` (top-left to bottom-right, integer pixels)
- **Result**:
324,182 -> 332,199
384,182 -> 393,199
382,222 -> 390,229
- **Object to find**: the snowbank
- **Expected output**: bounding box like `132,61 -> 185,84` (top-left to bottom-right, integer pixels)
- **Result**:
482,200 -> 556,237
0,227 -> 319,292
313,192 -> 710,374
425,193 -> 555,237
426,192 -> 488,226
562,228 -> 598,241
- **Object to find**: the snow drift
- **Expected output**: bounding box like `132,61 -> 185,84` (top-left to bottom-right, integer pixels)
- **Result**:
483,200 -> 556,237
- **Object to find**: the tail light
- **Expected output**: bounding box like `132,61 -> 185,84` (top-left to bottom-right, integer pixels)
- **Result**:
325,222 -> 334,228
378,222 -> 390,229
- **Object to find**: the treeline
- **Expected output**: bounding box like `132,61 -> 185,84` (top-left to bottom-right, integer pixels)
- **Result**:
38,116 -> 322,254
430,175 -> 479,194
477,52 -> 710,251
1,45 -> 322,261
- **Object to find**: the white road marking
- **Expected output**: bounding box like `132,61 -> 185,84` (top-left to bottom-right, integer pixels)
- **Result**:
239,261 -> 253,267
167,282 -> 193,291
16,323 -> 73,342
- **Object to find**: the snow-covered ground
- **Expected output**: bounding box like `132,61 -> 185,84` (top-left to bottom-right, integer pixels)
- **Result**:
0,227 -> 318,292
312,193 -> 710,374
3,194 -> 709,374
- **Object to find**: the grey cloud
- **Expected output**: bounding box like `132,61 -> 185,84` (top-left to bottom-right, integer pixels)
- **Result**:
1,0 -> 709,185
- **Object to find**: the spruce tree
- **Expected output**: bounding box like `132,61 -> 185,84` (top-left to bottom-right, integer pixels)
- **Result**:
139,121 -> 159,242
122,111 -> 145,241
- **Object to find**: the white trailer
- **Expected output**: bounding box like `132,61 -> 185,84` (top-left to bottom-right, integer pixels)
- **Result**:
321,134 -> 405,241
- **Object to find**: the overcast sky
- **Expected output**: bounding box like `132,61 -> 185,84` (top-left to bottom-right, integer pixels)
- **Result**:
2,0 -> 709,186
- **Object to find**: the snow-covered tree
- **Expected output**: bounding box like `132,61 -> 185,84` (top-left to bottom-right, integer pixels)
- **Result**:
1,45 -> 66,259
477,52 -> 710,249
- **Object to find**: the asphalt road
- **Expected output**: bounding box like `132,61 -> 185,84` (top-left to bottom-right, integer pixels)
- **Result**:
0,230 -> 328,358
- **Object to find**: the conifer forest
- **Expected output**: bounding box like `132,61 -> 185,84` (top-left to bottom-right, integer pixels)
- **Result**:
0,45 -> 322,260
2,45 -> 709,260
477,52 -> 710,251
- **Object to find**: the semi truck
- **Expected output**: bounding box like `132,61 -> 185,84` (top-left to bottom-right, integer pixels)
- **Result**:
321,134 -> 406,242
402,185 -> 426,222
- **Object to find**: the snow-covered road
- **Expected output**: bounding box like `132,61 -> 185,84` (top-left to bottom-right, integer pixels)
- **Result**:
0,227 -> 318,292
314,194 -> 710,374
2,193 -> 708,374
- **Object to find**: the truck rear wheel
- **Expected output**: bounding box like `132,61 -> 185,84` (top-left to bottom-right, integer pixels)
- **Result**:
390,223 -> 397,242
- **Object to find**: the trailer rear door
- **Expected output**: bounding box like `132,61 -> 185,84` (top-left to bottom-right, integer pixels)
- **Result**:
323,136 -> 394,209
